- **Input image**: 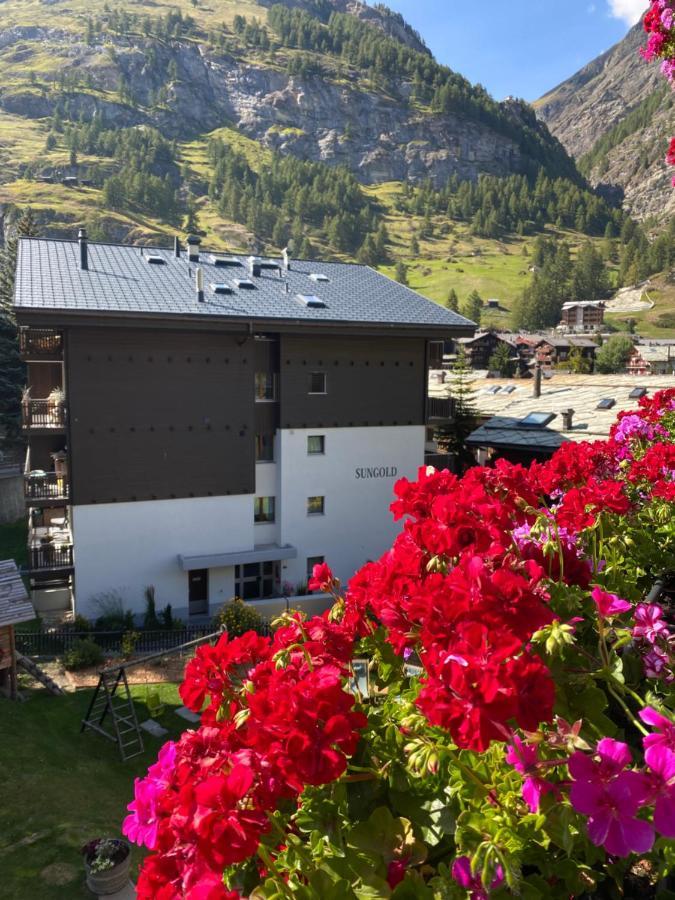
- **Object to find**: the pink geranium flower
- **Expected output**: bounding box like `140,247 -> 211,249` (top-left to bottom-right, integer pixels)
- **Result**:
640,707 -> 675,754
123,777 -> 163,849
645,745 -> 675,838
505,736 -> 555,813
451,856 -> 504,899
633,603 -> 671,644
591,587 -> 632,619
569,739 -> 653,857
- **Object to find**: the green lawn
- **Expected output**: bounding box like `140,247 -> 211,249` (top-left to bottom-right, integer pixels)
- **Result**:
0,682 -> 185,898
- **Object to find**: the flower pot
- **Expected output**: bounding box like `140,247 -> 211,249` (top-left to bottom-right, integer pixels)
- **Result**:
84,840 -> 131,896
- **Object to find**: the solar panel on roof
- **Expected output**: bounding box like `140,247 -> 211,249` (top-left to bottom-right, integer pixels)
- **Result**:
520,412 -> 556,428
597,398 -> 616,410
629,387 -> 648,399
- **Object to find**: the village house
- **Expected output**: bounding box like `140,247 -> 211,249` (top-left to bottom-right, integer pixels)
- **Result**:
559,301 -> 605,333
626,344 -> 675,377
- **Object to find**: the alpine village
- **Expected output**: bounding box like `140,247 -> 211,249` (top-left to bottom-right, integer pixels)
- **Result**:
1,1 -> 675,898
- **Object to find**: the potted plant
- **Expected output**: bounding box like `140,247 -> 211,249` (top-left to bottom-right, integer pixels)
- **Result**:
81,838 -> 131,895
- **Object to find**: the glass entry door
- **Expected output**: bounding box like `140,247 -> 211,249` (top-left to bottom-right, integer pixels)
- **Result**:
235,561 -> 280,600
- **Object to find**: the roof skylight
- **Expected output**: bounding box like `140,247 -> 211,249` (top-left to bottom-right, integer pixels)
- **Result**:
629,387 -> 648,399
145,253 -> 166,265
235,279 -> 255,289
211,283 -> 234,295
209,255 -> 241,267
520,412 -> 556,428
309,273 -> 330,283
297,294 -> 327,309
597,398 -> 616,410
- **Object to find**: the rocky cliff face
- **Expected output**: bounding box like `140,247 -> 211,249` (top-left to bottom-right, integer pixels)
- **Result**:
536,24 -> 675,222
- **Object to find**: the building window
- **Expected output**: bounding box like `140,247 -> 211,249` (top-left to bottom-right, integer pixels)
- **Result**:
307,496 -> 325,516
256,434 -> 274,462
254,496 -> 275,523
235,561 -> 279,600
309,371 -> 326,395
307,435 -> 325,455
255,372 -> 277,402
307,555 -> 325,582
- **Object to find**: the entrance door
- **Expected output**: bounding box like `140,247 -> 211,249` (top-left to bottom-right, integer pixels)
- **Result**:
188,569 -> 209,616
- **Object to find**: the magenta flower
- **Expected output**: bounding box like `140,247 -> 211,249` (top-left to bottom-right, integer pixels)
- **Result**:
569,739 -> 653,857
451,856 -> 504,900
633,603 -> 670,644
123,776 -> 163,849
643,645 -> 672,681
505,737 -> 555,813
640,708 -> 675,754
644,745 -> 675,838
591,587 -> 632,619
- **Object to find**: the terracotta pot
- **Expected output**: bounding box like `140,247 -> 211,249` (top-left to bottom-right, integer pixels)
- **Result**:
84,840 -> 131,896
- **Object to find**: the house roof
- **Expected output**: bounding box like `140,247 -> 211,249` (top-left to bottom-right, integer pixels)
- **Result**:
429,373 -> 675,442
457,331 -> 516,347
537,336 -> 598,349
0,560 -> 35,628
14,238 -> 475,334
630,346 -> 674,364
466,416 -> 567,453
561,301 -> 605,310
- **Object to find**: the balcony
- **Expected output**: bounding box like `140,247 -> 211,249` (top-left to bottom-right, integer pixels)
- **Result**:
427,396 -> 454,423
24,471 -> 69,505
27,520 -> 73,574
19,329 -> 63,360
22,397 -> 67,432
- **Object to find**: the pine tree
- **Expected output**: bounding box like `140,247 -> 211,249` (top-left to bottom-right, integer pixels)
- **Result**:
394,262 -> 408,285
446,288 -> 459,312
0,208 -> 39,450
462,290 -> 483,326
488,341 -> 515,377
436,346 -> 477,470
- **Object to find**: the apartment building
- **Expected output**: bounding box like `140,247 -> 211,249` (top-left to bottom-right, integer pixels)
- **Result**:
15,232 -> 472,620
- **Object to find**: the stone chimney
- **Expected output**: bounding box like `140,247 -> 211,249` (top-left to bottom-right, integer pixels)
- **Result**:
561,408 -> 575,431
533,363 -> 542,399
195,267 -> 204,303
174,236 -> 182,258
186,234 -> 201,262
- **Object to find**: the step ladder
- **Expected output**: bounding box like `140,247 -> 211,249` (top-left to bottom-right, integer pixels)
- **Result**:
81,666 -> 144,761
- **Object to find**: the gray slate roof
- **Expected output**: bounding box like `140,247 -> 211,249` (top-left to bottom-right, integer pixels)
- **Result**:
466,416 -> 567,452
14,238 -> 474,332
0,559 -> 35,628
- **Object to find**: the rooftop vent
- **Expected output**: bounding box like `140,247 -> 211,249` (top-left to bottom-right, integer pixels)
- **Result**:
309,273 -> 329,283
520,412 -> 556,428
78,226 -> 88,271
561,408 -> 575,431
235,278 -> 255,290
597,398 -> 616,410
297,294 -> 327,309
629,387 -> 648,399
186,234 -> 201,263
145,253 -> 166,265
211,283 -> 234,295
209,255 -> 241,267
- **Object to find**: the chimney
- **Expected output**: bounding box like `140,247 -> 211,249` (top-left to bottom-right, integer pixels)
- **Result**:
282,247 -> 290,272
533,363 -> 542,399
561,408 -> 575,431
186,234 -> 201,262
248,256 -> 261,278
78,227 -> 88,271
195,267 -> 204,303
174,236 -> 181,258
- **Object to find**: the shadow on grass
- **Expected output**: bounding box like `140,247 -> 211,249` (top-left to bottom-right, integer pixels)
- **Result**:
0,683 -> 189,899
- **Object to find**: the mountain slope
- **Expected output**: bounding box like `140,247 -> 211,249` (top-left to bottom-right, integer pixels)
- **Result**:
536,23 -> 675,222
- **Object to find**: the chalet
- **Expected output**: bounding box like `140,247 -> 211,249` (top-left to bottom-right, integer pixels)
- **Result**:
534,336 -> 598,369
456,331 -> 520,371
559,301 -> 605,333
626,345 -> 675,377
0,560 -> 35,699
14,231 -> 473,621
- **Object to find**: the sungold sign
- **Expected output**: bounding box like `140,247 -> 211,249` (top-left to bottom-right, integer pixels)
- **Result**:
355,466 -> 398,480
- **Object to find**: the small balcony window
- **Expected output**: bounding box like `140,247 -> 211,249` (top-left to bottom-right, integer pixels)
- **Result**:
307,435 -> 325,455
255,434 -> 274,462
309,372 -> 326,395
307,496 -> 325,516
255,372 -> 277,402
254,496 -> 275,523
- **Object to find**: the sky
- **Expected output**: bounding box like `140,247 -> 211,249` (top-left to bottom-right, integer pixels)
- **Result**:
379,0 -> 647,101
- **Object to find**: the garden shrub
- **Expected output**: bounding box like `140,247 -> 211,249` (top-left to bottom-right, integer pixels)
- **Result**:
63,638 -> 103,671
214,597 -> 265,637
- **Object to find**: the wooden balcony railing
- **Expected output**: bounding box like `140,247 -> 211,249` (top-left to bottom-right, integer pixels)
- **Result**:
28,543 -> 73,572
427,397 -> 454,421
21,399 -> 67,430
19,329 -> 63,359
24,472 -> 69,502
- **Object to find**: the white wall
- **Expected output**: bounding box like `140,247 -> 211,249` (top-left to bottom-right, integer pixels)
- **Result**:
71,494 -> 254,619
278,426 -> 424,590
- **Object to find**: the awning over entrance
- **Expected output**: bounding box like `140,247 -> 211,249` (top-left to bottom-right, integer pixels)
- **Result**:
178,543 -> 297,572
